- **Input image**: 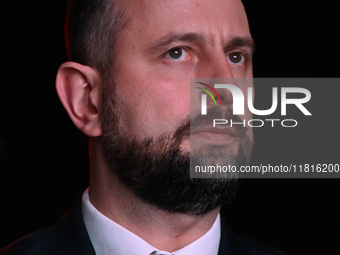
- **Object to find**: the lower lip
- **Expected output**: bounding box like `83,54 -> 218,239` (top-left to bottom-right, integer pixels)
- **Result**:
191,132 -> 234,145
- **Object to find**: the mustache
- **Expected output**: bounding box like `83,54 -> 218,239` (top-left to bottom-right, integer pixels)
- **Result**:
173,106 -> 248,141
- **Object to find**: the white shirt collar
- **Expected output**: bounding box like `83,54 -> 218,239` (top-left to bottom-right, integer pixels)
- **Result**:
82,189 -> 221,255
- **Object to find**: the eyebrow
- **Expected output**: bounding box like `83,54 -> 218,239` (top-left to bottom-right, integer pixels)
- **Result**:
149,32 -> 208,52
224,36 -> 255,55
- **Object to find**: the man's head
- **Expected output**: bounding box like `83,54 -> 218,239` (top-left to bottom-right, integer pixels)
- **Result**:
57,0 -> 254,216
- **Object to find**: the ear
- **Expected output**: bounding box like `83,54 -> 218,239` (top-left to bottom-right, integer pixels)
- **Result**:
56,62 -> 102,137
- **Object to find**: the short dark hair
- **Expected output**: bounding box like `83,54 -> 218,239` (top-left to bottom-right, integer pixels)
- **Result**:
64,0 -> 130,78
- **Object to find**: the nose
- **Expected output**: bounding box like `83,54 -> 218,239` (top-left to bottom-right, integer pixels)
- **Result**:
196,57 -> 237,110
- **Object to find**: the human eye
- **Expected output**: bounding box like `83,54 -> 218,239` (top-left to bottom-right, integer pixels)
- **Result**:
164,47 -> 189,62
227,51 -> 246,65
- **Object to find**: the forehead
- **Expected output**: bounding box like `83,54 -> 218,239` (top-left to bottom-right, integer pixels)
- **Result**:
121,0 -> 250,44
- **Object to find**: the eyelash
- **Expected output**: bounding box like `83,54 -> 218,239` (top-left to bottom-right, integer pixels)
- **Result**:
162,47 -> 249,65
163,47 -> 190,61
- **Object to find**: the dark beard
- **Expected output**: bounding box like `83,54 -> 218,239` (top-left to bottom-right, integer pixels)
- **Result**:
100,84 -> 253,216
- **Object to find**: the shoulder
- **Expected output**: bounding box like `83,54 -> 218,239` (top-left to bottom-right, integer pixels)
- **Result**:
0,193 -> 95,255
0,229 -> 48,255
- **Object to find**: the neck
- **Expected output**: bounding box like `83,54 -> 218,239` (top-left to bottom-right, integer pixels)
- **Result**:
88,138 -> 220,252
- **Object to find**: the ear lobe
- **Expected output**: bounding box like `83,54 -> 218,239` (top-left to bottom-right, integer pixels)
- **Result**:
56,62 -> 102,137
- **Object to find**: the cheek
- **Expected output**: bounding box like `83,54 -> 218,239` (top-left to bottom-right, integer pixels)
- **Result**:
116,77 -> 191,136
141,81 -> 190,135
153,81 -> 190,116
112,51 -> 191,136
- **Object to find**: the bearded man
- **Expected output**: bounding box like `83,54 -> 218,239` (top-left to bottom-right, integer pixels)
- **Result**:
1,0 -> 285,254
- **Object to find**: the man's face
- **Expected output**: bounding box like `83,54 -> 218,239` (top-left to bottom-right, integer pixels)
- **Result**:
112,0 -> 253,147
101,0 -> 254,215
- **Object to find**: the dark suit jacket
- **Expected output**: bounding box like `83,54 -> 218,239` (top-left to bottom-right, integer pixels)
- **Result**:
0,195 -> 286,255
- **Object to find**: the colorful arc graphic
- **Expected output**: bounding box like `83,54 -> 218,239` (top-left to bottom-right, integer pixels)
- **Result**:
197,87 -> 217,105
196,82 -> 223,106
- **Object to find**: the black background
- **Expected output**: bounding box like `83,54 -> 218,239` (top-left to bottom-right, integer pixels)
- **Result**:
1,0 -> 339,254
